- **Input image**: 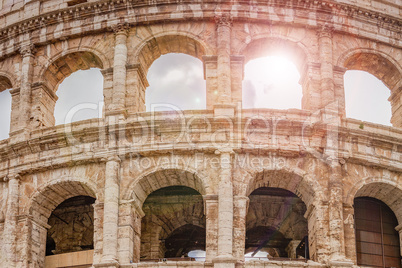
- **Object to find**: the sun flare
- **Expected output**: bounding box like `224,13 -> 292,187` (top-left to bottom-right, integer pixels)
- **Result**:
242,56 -> 302,110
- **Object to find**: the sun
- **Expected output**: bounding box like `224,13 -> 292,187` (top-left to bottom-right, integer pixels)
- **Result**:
242,56 -> 302,110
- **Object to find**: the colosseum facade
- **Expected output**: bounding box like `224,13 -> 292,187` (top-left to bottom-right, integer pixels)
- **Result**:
0,0 -> 401,267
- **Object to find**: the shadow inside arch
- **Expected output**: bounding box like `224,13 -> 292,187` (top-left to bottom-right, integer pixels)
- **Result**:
130,168 -> 208,207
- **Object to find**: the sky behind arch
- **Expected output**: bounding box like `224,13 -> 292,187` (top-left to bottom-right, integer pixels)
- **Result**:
0,54 -> 393,140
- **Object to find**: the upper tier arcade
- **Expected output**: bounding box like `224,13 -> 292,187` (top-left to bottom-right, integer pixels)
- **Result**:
0,1 -> 401,268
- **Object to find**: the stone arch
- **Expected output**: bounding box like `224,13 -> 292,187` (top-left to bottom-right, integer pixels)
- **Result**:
40,49 -> 106,92
338,48 -> 402,126
134,32 -> 210,75
28,177 -> 99,224
0,72 -> 14,92
126,166 -> 210,205
26,177 -> 99,267
137,171 -> 207,260
239,36 -> 311,79
34,48 -> 107,127
158,216 -> 206,242
338,48 -> 402,91
244,170 -> 312,260
244,168 -> 318,207
0,72 -> 14,137
344,177 -> 402,225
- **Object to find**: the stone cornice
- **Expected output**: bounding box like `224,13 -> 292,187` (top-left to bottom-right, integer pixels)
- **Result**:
0,0 -> 400,59
0,113 -> 401,178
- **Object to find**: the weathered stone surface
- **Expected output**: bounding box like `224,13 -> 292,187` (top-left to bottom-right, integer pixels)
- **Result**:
0,0 -> 400,268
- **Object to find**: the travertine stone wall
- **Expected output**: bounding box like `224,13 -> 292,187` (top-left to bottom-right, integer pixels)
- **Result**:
0,0 -> 400,268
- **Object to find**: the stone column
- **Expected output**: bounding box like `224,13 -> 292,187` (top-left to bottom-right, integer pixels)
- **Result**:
301,63 -> 322,111
203,56 -> 218,109
3,175 -> 20,268
99,156 -> 121,266
327,161 -> 353,268
132,205 -> 143,263
18,45 -> 34,134
328,161 -> 344,259
126,64 -> 149,114
30,82 -> 58,128
304,203 -> 330,263
214,149 -> 236,268
9,88 -> 21,134
333,66 -> 347,117
343,204 -> 356,263
230,56 -> 244,108
389,81 -> 402,127
108,23 -> 129,118
117,201 -> 144,264
233,196 -> 248,262
19,215 -> 50,268
204,195 -> 219,263
92,201 -> 104,265
317,26 -> 336,110
286,240 -> 301,259
215,14 -> 232,104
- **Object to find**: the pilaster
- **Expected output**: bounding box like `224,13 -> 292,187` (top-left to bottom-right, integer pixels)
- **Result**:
203,55 -> 218,109
107,23 -> 130,120
19,45 -> 35,130
304,203 -> 330,263
126,64 -> 148,114
3,174 -> 21,268
230,55 -> 244,108
204,194 -> 219,263
10,44 -> 35,141
98,156 -> 121,267
232,196 -> 248,263
93,201 -> 105,265
214,149 -> 236,268
317,26 -> 336,110
389,83 -> 402,127
117,200 -> 144,264
215,14 -> 232,105
30,82 -> 58,127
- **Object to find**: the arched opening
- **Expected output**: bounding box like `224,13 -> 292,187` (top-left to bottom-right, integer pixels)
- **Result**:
344,70 -> 391,125
135,34 -> 207,112
39,51 -> 104,127
0,76 -> 12,140
140,186 -> 205,261
342,51 -> 402,127
54,68 -> 104,125
28,180 -> 98,268
145,53 -> 206,112
46,195 -> 95,255
243,56 -> 302,109
245,187 -> 309,261
241,38 -> 308,110
354,197 -> 401,268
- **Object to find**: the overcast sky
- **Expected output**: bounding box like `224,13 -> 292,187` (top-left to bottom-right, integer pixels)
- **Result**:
0,54 -> 392,140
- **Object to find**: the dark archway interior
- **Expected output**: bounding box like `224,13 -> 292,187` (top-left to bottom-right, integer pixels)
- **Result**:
46,195 -> 96,256
164,224 -> 206,258
246,226 -> 289,257
246,187 -> 309,259
140,186 -> 205,260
